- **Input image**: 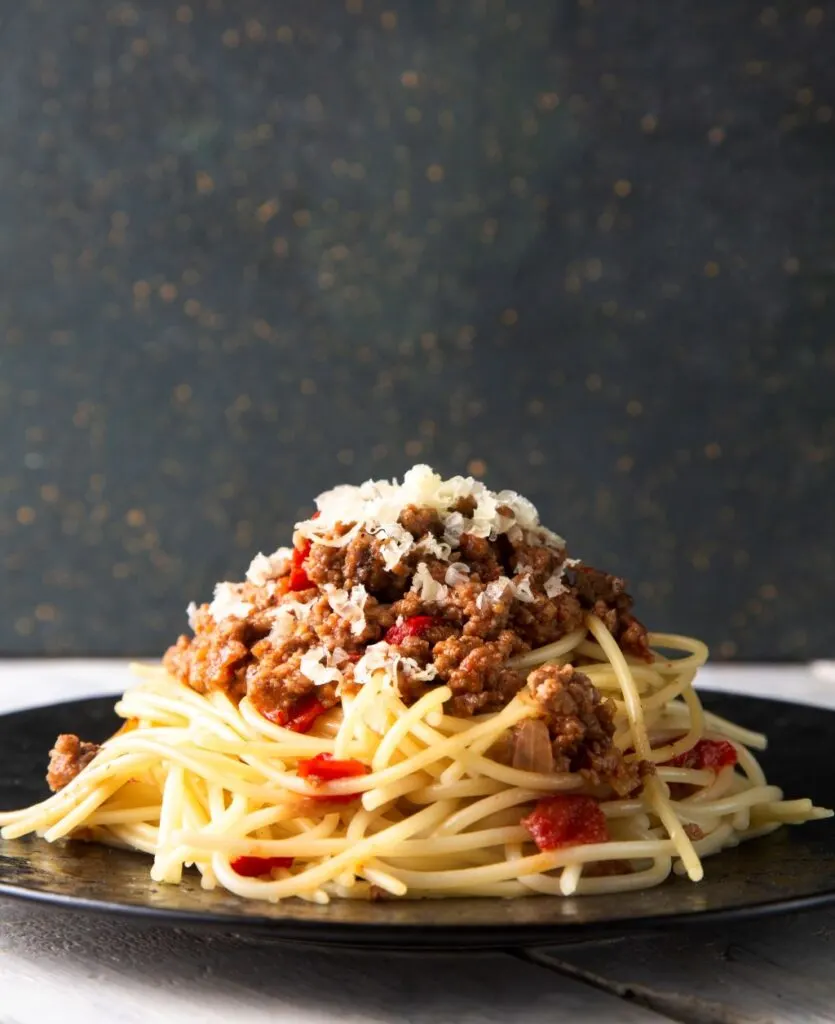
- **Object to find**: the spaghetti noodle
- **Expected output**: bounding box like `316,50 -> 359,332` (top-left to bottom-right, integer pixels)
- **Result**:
0,466 -> 829,902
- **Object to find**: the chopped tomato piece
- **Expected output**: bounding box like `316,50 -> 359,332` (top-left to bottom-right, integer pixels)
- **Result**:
261,693 -> 327,733
297,753 -> 369,781
288,539 -> 314,591
296,753 -> 369,804
384,615 -> 442,646
230,855 -> 294,877
665,739 -> 737,771
286,695 -> 327,733
522,795 -> 609,852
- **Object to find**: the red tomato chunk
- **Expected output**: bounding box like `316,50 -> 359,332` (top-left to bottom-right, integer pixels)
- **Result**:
296,753 -> 369,804
522,795 -> 610,852
288,540 -> 314,592
230,855 -> 294,877
261,693 -> 326,733
384,615 -> 442,646
297,753 -> 369,781
665,739 -> 737,771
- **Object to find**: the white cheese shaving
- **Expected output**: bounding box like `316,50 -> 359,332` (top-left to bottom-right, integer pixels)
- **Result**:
265,598 -> 312,640
353,640 -> 438,691
442,511 -> 466,546
293,465 -> 567,563
186,601 -> 198,630
326,584 -> 369,636
398,656 -> 439,682
476,577 -> 513,610
512,574 -> 536,603
543,557 -> 580,598
208,582 -> 253,622
416,534 -> 452,561
299,646 -> 344,687
411,562 -> 449,604
373,523 -> 415,571
525,525 -> 567,552
444,562 -> 470,586
246,547 -> 291,586
332,646 -> 350,666
544,572 -> 567,598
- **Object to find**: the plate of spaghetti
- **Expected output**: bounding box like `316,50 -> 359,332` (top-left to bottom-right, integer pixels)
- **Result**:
0,465 -> 832,948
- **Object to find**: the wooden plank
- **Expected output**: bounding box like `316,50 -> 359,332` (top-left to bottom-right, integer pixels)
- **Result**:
529,906 -> 835,1023
0,898 -> 671,1024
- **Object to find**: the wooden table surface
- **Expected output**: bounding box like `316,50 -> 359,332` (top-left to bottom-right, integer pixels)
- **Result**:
1,661 -> 834,1023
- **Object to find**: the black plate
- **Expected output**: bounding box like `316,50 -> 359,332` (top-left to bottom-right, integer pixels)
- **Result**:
0,693 -> 833,950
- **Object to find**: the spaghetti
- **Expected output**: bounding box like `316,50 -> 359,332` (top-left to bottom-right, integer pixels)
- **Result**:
0,466 -> 829,902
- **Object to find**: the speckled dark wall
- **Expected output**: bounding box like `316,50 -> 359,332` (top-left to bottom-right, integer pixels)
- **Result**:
1,0 -> 834,658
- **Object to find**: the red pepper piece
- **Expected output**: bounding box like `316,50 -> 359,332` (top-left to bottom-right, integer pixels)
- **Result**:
288,539 -> 314,591
665,739 -> 737,771
384,615 -> 442,646
297,753 -> 369,781
260,693 -> 326,733
297,752 -> 370,804
522,795 -> 610,852
230,855 -> 294,877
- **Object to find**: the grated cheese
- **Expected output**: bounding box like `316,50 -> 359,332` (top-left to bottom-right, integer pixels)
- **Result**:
416,534 -> 453,560
266,598 -> 313,641
299,646 -> 344,687
544,573 -> 568,599
326,584 -> 370,636
186,602 -> 199,631
512,574 -> 536,603
246,548 -> 291,586
411,562 -> 449,604
208,582 -> 253,622
476,577 -> 513,610
444,562 -> 470,587
353,640 -> 438,692
294,465 -> 566,565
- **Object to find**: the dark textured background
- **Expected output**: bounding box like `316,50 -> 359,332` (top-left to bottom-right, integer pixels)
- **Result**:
1,0 -> 834,658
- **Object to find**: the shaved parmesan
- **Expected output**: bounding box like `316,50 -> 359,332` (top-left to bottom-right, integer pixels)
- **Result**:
353,640 -> 438,691
411,562 -> 448,604
476,577 -> 513,610
512,574 -> 536,603
266,598 -> 312,641
416,534 -> 452,561
208,582 -> 253,622
294,465 -> 567,564
246,548 -> 291,586
299,646 -> 343,687
544,572 -> 567,598
444,562 -> 470,587
326,584 -> 369,636
186,601 -> 199,631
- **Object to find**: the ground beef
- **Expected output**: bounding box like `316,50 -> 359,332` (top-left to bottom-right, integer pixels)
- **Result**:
526,663 -> 642,795
399,504 -> 442,538
246,632 -> 339,723
572,566 -> 651,660
164,502 -> 651,760
510,590 -> 585,648
452,495 -> 478,516
163,611 -> 269,700
457,533 -> 503,582
304,542 -> 346,588
433,630 -> 527,715
46,734 -> 101,792
509,542 -> 561,582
